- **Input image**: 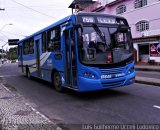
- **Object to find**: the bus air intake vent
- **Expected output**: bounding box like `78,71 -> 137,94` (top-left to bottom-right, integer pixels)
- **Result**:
102,80 -> 125,88
100,66 -> 126,75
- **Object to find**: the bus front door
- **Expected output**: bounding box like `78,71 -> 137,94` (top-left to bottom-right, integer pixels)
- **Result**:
35,39 -> 41,77
64,29 -> 77,89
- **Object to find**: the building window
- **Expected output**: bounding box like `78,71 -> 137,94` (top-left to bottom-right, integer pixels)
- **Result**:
116,5 -> 126,14
136,21 -> 149,32
134,0 -> 147,8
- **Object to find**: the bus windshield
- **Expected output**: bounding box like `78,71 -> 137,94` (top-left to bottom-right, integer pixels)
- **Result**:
79,25 -> 133,65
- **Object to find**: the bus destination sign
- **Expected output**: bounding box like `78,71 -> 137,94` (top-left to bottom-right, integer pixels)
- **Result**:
82,17 -> 95,23
97,17 -> 116,24
79,16 -> 125,25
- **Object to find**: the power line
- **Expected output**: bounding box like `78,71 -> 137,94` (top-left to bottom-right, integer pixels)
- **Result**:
0,32 -> 9,38
10,0 -> 56,19
0,38 -> 6,43
6,5 -> 63,8
1,30 -> 27,37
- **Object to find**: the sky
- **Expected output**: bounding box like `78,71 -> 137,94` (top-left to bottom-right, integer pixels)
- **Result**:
0,0 -> 73,50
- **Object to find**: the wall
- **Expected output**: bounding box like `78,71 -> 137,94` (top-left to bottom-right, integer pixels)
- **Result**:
103,0 -> 160,38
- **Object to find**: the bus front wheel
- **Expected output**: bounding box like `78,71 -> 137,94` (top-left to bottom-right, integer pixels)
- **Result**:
53,71 -> 63,92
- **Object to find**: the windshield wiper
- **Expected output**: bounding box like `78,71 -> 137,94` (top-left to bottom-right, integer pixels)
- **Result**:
92,23 -> 106,44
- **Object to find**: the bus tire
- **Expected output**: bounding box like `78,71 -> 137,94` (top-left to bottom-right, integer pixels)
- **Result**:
26,67 -> 32,80
53,71 -> 63,92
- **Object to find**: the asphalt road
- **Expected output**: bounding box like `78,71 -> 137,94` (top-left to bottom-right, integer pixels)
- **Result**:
136,70 -> 160,79
0,63 -> 160,127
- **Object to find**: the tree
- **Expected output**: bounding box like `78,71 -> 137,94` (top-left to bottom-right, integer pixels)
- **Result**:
7,47 -> 18,60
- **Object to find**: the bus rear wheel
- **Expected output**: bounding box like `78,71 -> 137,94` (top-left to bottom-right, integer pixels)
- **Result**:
53,71 -> 63,92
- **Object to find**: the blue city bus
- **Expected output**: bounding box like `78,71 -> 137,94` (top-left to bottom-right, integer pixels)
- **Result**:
18,12 -> 136,92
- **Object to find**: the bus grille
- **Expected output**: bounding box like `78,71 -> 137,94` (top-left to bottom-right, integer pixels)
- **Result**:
100,66 -> 126,75
102,80 -> 125,88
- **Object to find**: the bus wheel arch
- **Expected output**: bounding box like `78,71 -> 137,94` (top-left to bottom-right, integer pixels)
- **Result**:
51,69 -> 63,92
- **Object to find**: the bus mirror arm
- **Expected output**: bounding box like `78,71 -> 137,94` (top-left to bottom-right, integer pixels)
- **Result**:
73,24 -> 83,47
73,24 -> 83,33
78,36 -> 83,47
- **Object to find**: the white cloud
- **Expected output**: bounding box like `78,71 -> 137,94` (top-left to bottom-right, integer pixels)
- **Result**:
0,0 -> 73,50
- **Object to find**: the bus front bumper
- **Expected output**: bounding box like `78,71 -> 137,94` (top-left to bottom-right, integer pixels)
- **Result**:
77,71 -> 136,92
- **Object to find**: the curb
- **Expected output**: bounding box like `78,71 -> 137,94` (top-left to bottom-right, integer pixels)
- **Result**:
136,68 -> 160,72
0,83 -> 62,130
135,65 -> 160,72
135,76 -> 160,87
135,80 -> 160,87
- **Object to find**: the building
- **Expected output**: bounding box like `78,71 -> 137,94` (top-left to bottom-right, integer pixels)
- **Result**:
68,0 -> 96,13
71,0 -> 160,64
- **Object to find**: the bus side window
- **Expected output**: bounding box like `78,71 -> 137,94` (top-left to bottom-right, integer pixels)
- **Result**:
23,41 -> 29,55
29,39 -> 34,54
42,32 -> 47,53
47,26 -> 61,52
47,29 -> 52,52
23,38 -> 34,55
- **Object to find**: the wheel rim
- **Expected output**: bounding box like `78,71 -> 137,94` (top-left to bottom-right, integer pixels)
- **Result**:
54,72 -> 61,89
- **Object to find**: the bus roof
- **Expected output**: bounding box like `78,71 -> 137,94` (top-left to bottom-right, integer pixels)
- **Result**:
18,14 -> 74,44
18,12 -> 126,45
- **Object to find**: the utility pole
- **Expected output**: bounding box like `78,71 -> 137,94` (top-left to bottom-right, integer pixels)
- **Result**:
0,3 -> 5,63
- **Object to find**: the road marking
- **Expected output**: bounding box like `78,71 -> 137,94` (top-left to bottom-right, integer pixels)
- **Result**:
0,83 -> 12,93
153,105 -> 160,109
25,102 -> 52,123
0,75 -> 17,78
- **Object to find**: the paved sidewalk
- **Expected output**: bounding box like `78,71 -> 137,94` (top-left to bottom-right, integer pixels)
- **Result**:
0,83 -> 62,130
135,76 -> 160,87
135,64 -> 160,87
135,64 -> 160,72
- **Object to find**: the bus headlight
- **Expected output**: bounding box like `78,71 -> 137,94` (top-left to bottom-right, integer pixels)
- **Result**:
83,72 -> 96,79
91,74 -> 95,78
84,72 -> 88,76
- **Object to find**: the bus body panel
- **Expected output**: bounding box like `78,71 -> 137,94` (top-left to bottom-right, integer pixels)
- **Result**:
77,62 -> 135,92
